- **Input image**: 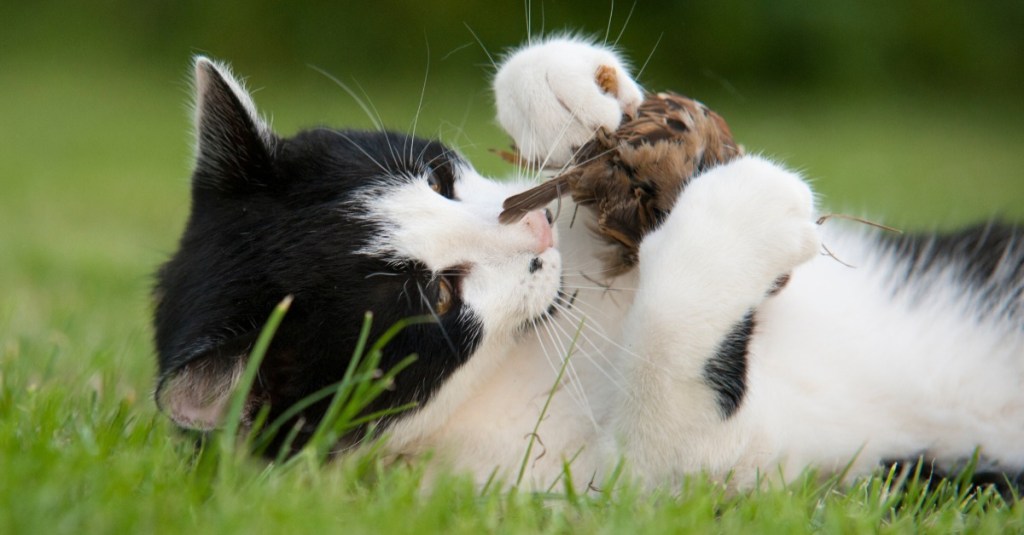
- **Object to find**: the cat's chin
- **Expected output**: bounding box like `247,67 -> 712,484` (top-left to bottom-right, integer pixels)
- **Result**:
519,310 -> 556,337
514,283 -> 570,336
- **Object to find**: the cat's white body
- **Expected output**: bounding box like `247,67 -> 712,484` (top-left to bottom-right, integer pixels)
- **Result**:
381,169 -> 1024,490
162,40 -> 1023,493
378,39 -> 1024,490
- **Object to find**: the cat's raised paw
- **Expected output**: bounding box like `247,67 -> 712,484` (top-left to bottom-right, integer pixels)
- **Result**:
643,155 -> 820,291
494,37 -> 643,169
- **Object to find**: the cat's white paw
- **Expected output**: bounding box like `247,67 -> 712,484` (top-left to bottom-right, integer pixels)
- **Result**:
494,37 -> 643,169
641,155 -> 820,292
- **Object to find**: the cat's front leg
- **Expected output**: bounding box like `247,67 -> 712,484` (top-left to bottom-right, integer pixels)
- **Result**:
613,155 -> 820,482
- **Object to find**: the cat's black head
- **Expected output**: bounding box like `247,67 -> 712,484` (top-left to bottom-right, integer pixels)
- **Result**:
154,58 -> 560,450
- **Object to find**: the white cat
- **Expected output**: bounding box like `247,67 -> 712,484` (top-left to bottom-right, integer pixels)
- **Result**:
154,38 -> 1024,492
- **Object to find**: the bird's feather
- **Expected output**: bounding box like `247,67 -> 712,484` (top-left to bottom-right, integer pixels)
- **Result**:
500,91 -> 742,274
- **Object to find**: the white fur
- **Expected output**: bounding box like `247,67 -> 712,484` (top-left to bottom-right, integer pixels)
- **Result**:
494,37 -> 643,169
374,39 -> 1024,491
198,40 -> 1024,491
193,56 -> 274,147
358,168 -> 562,337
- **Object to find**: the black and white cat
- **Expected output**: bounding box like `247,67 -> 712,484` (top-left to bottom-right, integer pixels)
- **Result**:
153,37 -> 1024,491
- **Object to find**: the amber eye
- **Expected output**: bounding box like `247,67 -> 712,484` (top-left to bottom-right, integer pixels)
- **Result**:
435,277 -> 453,315
426,162 -> 458,199
428,174 -> 443,194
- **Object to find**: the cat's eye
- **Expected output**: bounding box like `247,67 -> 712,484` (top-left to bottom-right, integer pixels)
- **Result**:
428,174 -> 443,195
435,277 -> 453,315
425,162 -> 456,199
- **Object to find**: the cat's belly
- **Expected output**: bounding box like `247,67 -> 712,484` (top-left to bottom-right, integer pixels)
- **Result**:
740,228 -> 1024,479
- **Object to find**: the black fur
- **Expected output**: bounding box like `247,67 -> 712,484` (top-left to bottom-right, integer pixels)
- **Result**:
878,222 -> 1024,322
703,311 -> 754,418
154,65 -> 482,452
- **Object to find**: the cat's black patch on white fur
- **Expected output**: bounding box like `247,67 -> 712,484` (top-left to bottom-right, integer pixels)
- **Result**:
704,311 -> 754,418
878,222 -> 1023,322
154,63 -> 481,454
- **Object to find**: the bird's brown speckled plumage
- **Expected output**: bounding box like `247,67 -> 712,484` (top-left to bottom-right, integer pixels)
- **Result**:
500,91 -> 743,274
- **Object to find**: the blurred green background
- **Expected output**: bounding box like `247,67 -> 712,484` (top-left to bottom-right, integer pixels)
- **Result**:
1,1 -> 1023,387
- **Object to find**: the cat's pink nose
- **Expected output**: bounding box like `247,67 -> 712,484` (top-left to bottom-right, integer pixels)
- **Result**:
520,209 -> 554,253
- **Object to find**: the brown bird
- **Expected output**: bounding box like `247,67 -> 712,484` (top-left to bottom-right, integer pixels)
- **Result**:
499,91 -> 743,274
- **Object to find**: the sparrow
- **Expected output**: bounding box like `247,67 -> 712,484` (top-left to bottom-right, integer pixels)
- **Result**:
500,91 -> 743,274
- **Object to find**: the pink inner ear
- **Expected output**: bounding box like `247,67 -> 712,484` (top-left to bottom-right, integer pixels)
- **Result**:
156,357 -> 245,431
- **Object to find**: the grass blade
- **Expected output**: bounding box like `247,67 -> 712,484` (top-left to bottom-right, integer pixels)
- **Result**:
219,295 -> 293,465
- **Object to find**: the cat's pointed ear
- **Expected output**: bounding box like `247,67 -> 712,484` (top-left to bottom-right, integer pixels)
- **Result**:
191,56 -> 276,193
156,354 -> 247,431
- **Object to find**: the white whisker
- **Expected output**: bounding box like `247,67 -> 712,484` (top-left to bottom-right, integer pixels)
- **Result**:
560,284 -> 638,292
441,41 -> 475,62
539,319 -> 592,417
365,271 -> 401,278
351,80 -> 401,164
551,301 -> 653,369
613,1 -> 638,47
464,23 -> 498,72
533,320 -> 561,376
535,318 -> 592,420
635,31 -> 663,82
525,0 -> 532,46
415,281 -> 457,355
529,96 -> 590,177
352,80 -> 388,130
308,65 -> 383,132
546,306 -> 631,394
562,295 -> 627,325
603,0 -> 615,45
408,35 -> 431,164
330,131 -> 390,176
550,321 -> 594,409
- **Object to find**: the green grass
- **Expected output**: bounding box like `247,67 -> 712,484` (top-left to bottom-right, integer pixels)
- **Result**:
1,58 -> 1023,533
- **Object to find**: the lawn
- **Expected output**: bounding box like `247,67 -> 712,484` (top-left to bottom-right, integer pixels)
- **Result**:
1,56 -> 1023,533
